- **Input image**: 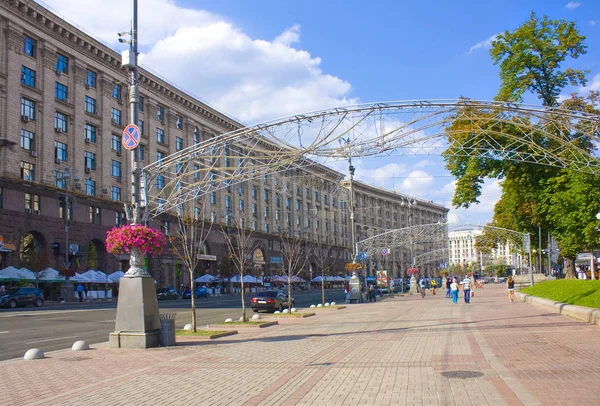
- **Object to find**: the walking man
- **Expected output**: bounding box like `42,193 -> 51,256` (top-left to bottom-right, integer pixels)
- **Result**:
76,284 -> 85,302
460,275 -> 472,304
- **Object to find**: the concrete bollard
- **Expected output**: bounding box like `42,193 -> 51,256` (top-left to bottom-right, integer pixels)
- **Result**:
183,324 -> 193,331
72,340 -> 90,351
24,348 -> 44,360
251,314 -> 261,320
331,302 -> 337,306
291,308 -> 297,313
282,309 -> 289,314
225,318 -> 233,323
310,304 -> 316,308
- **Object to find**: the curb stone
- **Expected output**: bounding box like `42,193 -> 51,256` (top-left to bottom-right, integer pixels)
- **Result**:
515,291 -> 600,326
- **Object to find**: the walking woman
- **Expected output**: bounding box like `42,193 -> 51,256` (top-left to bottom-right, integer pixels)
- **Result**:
450,278 -> 459,304
507,276 -> 515,303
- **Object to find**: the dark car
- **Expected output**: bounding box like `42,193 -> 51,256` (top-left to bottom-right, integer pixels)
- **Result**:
251,290 -> 294,313
0,287 -> 44,308
183,287 -> 210,299
156,287 -> 180,301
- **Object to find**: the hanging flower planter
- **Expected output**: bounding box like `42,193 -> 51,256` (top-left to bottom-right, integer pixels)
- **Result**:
407,267 -> 419,276
106,225 -> 166,277
345,262 -> 363,272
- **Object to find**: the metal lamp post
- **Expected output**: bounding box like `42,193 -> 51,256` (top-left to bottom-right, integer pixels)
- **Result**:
109,0 -> 161,349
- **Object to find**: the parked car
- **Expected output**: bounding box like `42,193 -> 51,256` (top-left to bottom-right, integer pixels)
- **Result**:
0,287 -> 44,308
251,290 -> 295,313
156,287 -> 180,301
183,287 -> 210,299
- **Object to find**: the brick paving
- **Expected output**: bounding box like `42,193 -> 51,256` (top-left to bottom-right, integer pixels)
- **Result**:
0,284 -> 598,406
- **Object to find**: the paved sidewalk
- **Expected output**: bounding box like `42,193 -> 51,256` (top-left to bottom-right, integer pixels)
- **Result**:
1,285 -> 598,406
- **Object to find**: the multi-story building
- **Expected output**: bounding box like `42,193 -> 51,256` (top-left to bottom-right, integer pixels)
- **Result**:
0,0 -> 447,290
448,230 -> 525,271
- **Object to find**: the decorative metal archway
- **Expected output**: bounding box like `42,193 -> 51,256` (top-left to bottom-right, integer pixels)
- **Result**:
142,99 -> 600,216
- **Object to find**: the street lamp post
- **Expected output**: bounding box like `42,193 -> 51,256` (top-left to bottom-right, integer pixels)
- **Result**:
55,167 -> 73,302
110,0 -> 161,349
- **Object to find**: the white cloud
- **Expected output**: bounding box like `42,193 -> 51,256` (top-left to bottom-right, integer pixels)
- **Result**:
468,34 -> 498,54
565,2 -> 581,9
43,0 -> 358,124
590,20 -> 597,26
579,73 -> 600,93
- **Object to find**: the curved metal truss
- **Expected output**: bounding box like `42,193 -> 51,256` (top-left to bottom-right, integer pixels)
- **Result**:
143,99 -> 600,217
356,223 -> 527,257
412,248 -> 449,267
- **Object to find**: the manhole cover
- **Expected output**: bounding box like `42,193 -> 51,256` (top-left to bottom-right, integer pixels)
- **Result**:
441,371 -> 484,379
60,356 -> 91,362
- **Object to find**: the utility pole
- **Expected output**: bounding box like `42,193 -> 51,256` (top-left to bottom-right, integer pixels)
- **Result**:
538,224 -> 542,275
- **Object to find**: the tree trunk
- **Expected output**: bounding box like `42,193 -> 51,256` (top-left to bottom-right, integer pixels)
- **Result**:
288,274 -> 293,313
190,270 -> 197,332
564,258 -> 577,279
240,278 -> 246,322
321,277 -> 325,305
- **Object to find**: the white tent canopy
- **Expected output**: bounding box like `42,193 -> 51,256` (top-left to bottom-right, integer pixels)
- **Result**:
108,271 -> 125,282
195,274 -> 216,283
0,266 -> 33,280
80,270 -> 109,283
71,272 -> 91,283
38,267 -> 65,282
228,275 -> 259,283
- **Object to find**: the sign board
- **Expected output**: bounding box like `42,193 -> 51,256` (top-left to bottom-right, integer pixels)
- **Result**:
0,235 -> 16,252
270,256 -> 283,264
122,124 -> 141,150
69,243 -> 79,255
253,248 -> 265,265
357,252 -> 369,260
381,249 -> 389,256
199,254 -> 217,261
376,270 -> 388,288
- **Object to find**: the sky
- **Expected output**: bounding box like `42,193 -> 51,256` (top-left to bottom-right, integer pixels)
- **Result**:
38,0 -> 600,224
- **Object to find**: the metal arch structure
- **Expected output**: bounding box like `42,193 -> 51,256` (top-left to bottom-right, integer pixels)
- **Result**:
142,99 -> 600,217
356,223 -> 529,258
412,248 -> 449,268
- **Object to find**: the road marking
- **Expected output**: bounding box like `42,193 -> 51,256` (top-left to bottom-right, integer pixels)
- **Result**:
0,308 -> 114,318
0,331 -> 9,334
26,335 -> 78,345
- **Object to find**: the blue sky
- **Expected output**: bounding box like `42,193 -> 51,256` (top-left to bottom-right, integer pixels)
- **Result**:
42,0 -> 600,224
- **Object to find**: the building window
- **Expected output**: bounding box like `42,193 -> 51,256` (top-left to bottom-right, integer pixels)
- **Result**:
85,96 -> 96,114
21,98 -> 35,121
21,161 -> 35,181
112,134 -> 121,152
252,221 -> 257,231
264,223 -> 269,233
84,179 -> 96,196
20,129 -> 35,151
55,141 -> 67,162
111,186 -> 121,202
55,82 -> 68,101
116,212 -> 125,226
306,188 -> 310,198
84,124 -> 96,143
24,193 -> 40,213
138,96 -> 144,112
296,200 -> 301,210
111,108 -> 122,125
193,127 -> 199,144
210,192 -> 216,205
252,203 -> 257,215
156,128 -> 164,143
21,66 -> 36,87
86,70 -> 97,88
56,54 -> 68,74
315,191 -> 319,201
176,115 -> 183,129
111,160 -> 121,177
55,171 -> 67,189
252,186 -> 257,199
225,195 -> 231,208
264,189 -> 269,202
138,120 -> 144,135
113,83 -> 121,100
193,164 -> 200,181
24,36 -> 36,57
0,188 -> 3,208
264,207 -> 269,218
84,151 -> 96,170
156,151 -> 164,162
176,137 -> 183,151
193,207 -> 201,219
239,199 -> 244,212
275,209 -> 280,221
286,198 -> 291,209
157,105 -> 164,121
239,183 -> 244,194
89,207 -> 101,224
139,145 -> 145,160
156,175 -> 164,190
54,112 -> 68,132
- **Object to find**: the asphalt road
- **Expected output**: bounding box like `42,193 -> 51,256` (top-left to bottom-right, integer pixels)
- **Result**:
0,290 -> 345,361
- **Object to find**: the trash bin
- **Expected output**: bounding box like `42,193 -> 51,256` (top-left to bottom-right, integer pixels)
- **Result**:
349,275 -> 362,304
159,313 -> 176,346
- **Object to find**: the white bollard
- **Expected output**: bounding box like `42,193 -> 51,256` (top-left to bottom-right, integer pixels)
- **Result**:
291,308 -> 297,313
310,304 -> 316,308
251,314 -> 261,320
282,309 -> 289,314
24,348 -> 44,360
331,302 -> 337,306
72,340 -> 90,351
225,318 -> 233,323
183,324 -> 193,331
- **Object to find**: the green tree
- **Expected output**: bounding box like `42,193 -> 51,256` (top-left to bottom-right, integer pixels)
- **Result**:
444,13 -> 600,279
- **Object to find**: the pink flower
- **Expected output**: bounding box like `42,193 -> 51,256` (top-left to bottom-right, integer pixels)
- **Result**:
106,225 -> 165,256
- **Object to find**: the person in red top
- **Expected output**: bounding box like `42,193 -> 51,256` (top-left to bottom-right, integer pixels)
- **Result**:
344,283 -> 349,303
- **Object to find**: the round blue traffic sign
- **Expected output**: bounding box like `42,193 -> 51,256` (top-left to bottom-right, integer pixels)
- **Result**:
122,124 -> 141,150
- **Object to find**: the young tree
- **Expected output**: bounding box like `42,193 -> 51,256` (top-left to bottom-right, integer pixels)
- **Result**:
19,233 -> 45,287
280,229 -> 309,312
311,210 -> 337,305
169,200 -> 213,332
221,216 -> 255,322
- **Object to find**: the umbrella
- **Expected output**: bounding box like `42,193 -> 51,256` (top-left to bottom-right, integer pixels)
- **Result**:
195,274 -> 216,283
37,267 -> 65,282
108,271 -> 125,282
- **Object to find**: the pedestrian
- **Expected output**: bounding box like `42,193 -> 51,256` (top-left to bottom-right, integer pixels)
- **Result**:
0,284 -> 6,296
507,275 -> 515,303
445,277 -> 452,298
460,275 -> 472,304
344,283 -> 350,303
76,284 -> 84,302
368,284 -> 376,302
450,278 -> 459,304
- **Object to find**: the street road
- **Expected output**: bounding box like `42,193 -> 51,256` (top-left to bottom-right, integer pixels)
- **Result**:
0,290 -> 345,361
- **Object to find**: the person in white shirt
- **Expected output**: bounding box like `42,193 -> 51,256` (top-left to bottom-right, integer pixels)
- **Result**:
460,276 -> 472,304
450,278 -> 459,304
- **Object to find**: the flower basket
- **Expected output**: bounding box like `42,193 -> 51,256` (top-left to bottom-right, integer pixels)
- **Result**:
106,225 -> 166,257
407,267 -> 419,277
345,262 -> 363,272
